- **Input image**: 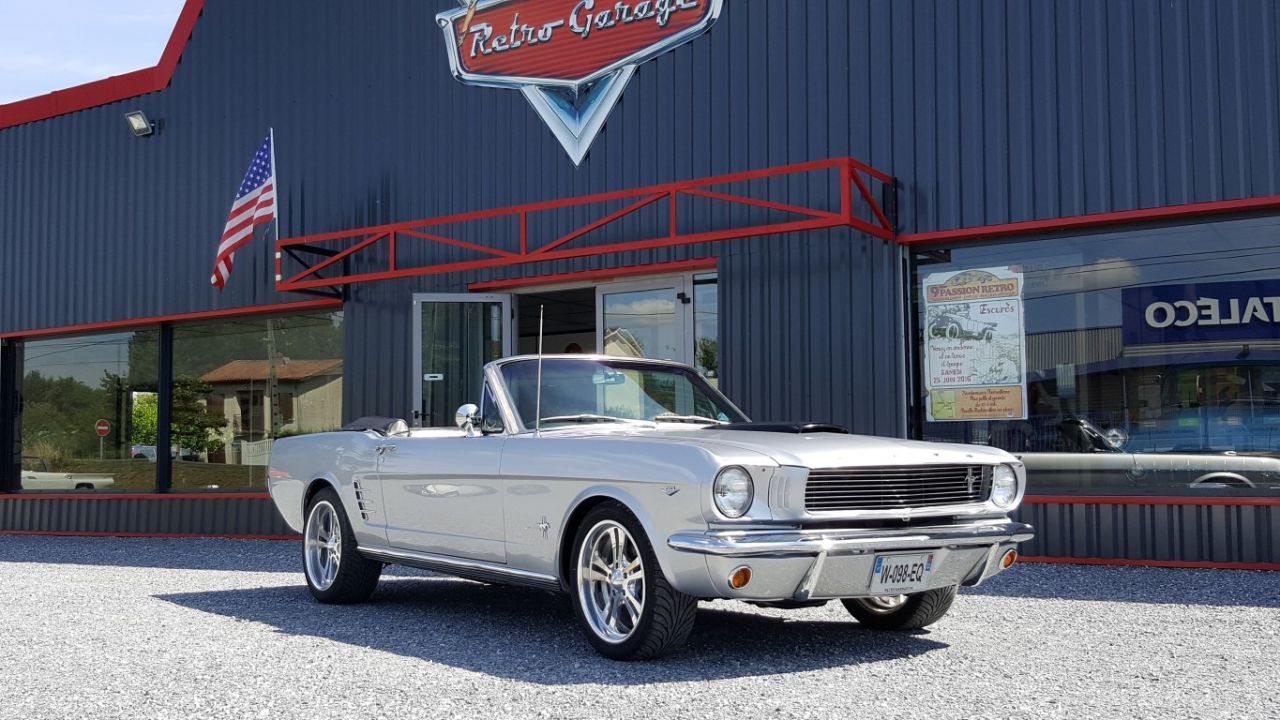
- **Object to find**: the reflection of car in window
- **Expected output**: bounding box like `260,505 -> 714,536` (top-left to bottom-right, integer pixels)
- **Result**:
1128,399 -> 1280,454
1013,417 -> 1280,494
20,457 -> 115,491
928,313 -> 996,342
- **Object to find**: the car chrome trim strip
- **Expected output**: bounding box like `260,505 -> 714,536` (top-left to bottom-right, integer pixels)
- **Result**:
667,521 -> 1036,557
358,545 -> 561,593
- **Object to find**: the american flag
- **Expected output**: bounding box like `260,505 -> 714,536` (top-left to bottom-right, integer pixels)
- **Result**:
211,135 -> 276,289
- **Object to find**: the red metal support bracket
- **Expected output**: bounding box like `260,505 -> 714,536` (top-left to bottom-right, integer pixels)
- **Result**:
274,157 -> 895,293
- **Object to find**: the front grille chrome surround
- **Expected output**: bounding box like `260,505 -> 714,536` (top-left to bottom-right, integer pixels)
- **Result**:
803,465 -> 991,512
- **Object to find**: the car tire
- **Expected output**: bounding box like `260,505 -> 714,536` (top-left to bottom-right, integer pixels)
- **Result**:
569,501 -> 698,660
303,487 -> 382,604
841,585 -> 958,630
945,323 -> 961,339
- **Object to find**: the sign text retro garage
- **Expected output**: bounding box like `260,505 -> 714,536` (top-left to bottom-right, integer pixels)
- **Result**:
437,0 -> 723,164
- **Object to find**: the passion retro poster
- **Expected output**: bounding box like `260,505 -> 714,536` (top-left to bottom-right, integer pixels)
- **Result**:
437,0 -> 724,164
922,267 -> 1028,422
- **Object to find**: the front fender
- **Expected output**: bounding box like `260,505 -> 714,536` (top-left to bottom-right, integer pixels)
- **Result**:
557,484 -> 718,598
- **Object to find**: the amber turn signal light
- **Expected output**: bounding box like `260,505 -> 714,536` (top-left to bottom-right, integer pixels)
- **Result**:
728,566 -> 753,589
1001,549 -> 1018,569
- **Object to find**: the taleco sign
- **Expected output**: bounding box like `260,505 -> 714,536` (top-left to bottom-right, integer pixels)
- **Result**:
437,0 -> 724,164
922,267 -> 1029,423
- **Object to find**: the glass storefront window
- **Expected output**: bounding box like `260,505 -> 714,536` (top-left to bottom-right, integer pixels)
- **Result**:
914,215 -> 1280,497
170,312 -> 344,491
20,330 -> 159,492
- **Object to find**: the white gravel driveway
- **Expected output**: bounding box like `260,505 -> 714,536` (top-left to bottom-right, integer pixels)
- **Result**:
0,536 -> 1275,720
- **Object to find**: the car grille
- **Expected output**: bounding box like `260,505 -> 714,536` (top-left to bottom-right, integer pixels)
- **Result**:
804,465 -> 990,512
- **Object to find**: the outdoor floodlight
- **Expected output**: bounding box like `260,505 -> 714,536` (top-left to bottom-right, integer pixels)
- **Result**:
125,111 -> 154,137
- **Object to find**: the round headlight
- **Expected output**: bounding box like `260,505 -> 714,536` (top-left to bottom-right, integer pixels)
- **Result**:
713,466 -> 754,518
990,464 -> 1018,509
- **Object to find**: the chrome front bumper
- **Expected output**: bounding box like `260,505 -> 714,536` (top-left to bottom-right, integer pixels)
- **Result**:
667,520 -> 1035,601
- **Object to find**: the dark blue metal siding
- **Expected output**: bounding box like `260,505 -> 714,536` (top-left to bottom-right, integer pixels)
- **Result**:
0,497 -> 293,536
1014,502 -> 1279,566
5,0 -> 1280,332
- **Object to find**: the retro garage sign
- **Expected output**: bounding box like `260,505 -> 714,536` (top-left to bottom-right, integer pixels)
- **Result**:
437,0 -> 724,164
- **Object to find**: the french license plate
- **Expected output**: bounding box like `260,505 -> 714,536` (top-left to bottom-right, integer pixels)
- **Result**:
868,553 -> 934,594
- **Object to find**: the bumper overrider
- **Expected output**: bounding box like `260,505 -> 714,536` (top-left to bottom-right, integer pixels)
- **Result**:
667,520 -> 1035,602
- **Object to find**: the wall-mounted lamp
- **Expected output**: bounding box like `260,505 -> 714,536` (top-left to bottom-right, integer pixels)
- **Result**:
125,111 -> 154,137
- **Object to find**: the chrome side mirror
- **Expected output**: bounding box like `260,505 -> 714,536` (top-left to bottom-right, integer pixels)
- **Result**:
456,404 -> 481,436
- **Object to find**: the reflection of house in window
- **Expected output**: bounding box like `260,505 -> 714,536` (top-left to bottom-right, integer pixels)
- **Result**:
200,359 -> 343,445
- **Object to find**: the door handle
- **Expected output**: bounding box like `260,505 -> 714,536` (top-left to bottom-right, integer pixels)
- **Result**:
375,444 -> 398,456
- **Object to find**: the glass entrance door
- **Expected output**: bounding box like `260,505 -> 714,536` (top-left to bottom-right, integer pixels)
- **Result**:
412,294 -> 512,428
598,280 -> 685,362
595,273 -> 718,379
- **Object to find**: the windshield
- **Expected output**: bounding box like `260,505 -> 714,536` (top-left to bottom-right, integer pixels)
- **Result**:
497,358 -> 748,430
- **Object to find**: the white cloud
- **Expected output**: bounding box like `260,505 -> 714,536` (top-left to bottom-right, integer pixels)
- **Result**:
0,0 -> 186,103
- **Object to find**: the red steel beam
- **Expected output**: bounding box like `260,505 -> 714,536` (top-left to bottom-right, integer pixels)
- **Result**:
275,157 -> 895,293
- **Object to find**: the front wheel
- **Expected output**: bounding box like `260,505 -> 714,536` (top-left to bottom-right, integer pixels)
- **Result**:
569,502 -> 698,660
841,586 -> 958,630
303,487 -> 382,603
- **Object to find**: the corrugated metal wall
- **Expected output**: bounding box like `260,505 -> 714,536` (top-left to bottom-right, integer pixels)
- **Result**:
5,0 -> 1280,333
1015,501 -> 1279,565
0,497 -> 293,537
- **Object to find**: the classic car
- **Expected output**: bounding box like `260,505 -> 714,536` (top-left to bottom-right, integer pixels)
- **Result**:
1013,417 -> 1280,493
268,355 -> 1033,660
928,313 -> 997,342
20,457 -> 115,491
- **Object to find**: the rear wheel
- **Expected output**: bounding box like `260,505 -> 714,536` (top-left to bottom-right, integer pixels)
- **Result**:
303,487 -> 382,603
569,502 -> 697,660
841,586 -> 958,630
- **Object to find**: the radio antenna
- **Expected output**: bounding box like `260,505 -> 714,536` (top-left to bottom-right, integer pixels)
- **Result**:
534,304 -> 544,435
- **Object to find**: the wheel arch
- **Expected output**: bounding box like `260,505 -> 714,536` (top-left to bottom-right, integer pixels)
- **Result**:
302,475 -> 341,516
1190,471 -> 1255,488
556,488 -> 667,594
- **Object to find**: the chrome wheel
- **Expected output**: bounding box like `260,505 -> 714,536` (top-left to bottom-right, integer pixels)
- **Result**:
854,595 -> 908,614
577,520 -> 645,643
304,500 -> 341,591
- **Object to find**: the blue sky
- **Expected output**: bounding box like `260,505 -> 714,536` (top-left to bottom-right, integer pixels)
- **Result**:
0,0 -> 186,104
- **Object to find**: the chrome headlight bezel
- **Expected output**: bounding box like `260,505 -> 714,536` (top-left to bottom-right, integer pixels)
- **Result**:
713,466 -> 755,518
990,463 -> 1018,509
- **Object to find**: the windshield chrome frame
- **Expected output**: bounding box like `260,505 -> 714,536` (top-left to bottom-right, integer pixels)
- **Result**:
486,355 -> 749,435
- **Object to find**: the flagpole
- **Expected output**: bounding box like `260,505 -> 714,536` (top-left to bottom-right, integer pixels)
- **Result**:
269,127 -> 280,255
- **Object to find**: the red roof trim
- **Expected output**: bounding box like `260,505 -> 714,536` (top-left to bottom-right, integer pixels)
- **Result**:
0,0 -> 206,130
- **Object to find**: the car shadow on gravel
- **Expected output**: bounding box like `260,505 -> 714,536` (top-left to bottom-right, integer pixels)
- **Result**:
964,563 -> 1280,609
156,576 -> 948,681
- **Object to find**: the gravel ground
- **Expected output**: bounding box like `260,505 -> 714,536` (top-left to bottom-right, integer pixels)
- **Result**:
0,536 -> 1276,720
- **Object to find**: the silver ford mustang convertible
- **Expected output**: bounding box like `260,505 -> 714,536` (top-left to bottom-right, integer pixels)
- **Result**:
268,355 -> 1034,659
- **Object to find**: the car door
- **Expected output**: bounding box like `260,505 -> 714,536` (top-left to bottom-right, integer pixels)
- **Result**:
378,432 -> 507,563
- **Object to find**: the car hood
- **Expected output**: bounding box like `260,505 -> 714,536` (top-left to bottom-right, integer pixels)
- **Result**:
541,425 -> 1016,469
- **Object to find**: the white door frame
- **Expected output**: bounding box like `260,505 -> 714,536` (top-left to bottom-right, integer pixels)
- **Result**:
595,275 -> 695,365
411,293 -> 513,427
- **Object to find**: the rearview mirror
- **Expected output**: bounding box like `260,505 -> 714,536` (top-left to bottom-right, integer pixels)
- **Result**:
456,404 -> 481,436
